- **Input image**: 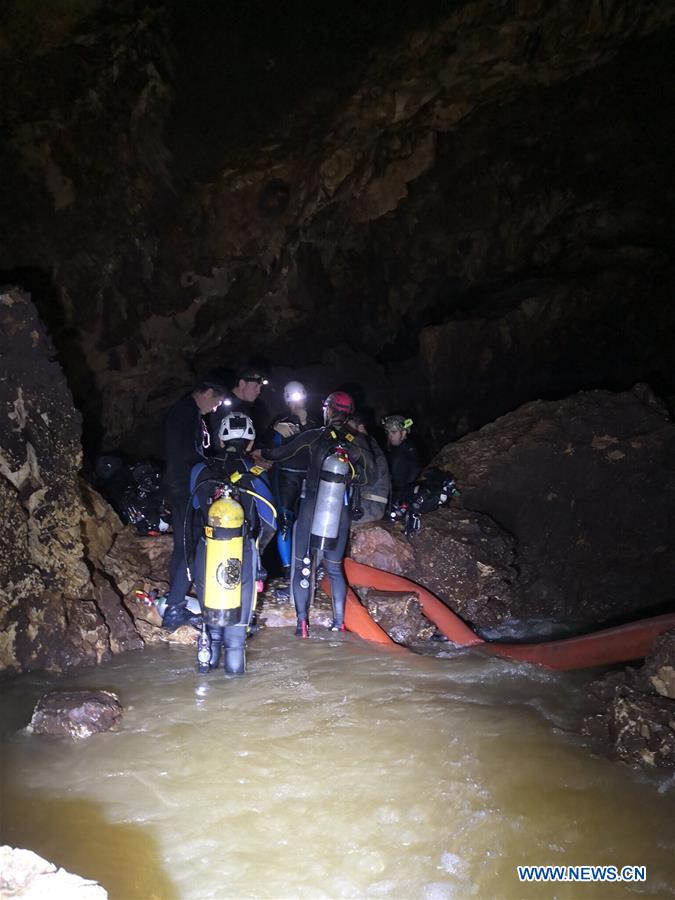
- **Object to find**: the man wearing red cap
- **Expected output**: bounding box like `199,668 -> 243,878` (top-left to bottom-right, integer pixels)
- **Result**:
254,391 -> 374,637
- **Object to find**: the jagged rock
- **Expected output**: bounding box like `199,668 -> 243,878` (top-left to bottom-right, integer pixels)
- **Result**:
583,630 -> 675,769
645,629 -> 675,701
349,509 -> 518,631
91,573 -> 143,655
361,590 -> 435,646
434,386 -> 675,625
593,686 -> 675,769
408,509 -> 518,630
0,288 -> 113,674
79,480 -> 123,569
0,846 -> 107,898
350,523 -> 416,575
101,528 -> 172,644
27,690 -> 123,740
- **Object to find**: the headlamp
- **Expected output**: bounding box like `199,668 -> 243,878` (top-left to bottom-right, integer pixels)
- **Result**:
289,390 -> 305,403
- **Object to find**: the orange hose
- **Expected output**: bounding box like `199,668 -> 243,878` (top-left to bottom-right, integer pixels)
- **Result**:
340,558 -> 675,670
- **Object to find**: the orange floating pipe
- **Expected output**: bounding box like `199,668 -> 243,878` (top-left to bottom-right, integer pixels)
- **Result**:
340,558 -> 675,671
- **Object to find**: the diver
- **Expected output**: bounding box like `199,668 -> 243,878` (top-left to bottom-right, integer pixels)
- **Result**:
254,392 -> 375,637
190,412 -> 277,675
263,381 -> 319,590
206,366 -> 269,453
382,414 -> 422,507
161,376 -> 228,631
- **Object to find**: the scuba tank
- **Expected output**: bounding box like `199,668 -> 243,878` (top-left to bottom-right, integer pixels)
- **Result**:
310,448 -> 350,551
203,491 -> 245,627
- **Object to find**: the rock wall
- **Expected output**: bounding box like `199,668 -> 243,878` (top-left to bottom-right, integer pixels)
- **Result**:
1,1 -> 673,455
0,287 -> 141,675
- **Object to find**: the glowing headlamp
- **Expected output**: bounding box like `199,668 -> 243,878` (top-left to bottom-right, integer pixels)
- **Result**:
289,390 -> 305,403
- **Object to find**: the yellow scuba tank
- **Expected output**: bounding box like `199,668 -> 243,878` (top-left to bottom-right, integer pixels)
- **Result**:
203,494 -> 244,627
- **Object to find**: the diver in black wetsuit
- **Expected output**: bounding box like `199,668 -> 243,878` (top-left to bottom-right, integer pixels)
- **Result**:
383,414 -> 422,506
190,412 -> 277,675
254,391 -> 375,638
161,376 -> 228,631
206,367 -> 268,452
263,381 -> 319,585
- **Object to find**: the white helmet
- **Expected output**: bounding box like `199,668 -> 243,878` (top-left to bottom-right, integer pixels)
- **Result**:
283,380 -> 306,405
218,412 -> 255,443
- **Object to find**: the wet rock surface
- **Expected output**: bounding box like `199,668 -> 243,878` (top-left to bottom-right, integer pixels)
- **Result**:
255,577 -> 334,629
360,590 -> 435,646
27,690 -> 124,740
0,846 -> 107,898
584,630 -> 675,769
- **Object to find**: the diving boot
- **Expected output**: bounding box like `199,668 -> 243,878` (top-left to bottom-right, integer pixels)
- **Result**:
224,646 -> 246,676
295,619 -> 310,639
209,639 -> 222,669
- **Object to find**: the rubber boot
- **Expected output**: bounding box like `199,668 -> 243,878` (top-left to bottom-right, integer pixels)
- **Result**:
208,626 -> 222,669
295,619 -> 309,639
224,646 -> 246,676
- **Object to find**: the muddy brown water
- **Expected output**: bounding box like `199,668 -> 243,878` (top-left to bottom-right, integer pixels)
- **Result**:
1,630 -> 674,899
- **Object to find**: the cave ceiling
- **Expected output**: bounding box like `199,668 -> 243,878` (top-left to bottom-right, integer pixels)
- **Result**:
1,0 -> 674,455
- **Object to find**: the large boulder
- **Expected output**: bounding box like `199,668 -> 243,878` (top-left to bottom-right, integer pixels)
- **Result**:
433,386 -> 675,625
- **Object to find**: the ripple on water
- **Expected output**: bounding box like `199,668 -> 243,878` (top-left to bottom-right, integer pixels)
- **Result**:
1,631 -> 674,899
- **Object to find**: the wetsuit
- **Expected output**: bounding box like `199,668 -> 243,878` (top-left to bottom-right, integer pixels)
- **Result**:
261,424 -> 375,628
162,393 -> 209,609
190,452 -> 277,673
263,412 -> 319,570
387,439 -> 422,506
